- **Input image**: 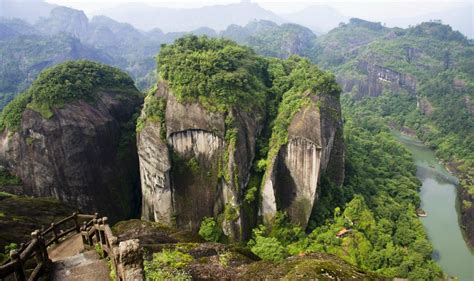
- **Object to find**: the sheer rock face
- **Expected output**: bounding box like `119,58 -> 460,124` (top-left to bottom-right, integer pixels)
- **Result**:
139,82 -> 344,237
0,91 -> 142,222
138,82 -> 262,241
261,94 -> 344,227
339,61 -> 417,99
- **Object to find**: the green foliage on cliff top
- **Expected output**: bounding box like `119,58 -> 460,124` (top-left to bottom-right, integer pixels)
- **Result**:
262,56 -> 340,169
27,60 -> 137,115
0,60 -> 138,131
136,85 -> 167,137
157,35 -> 268,112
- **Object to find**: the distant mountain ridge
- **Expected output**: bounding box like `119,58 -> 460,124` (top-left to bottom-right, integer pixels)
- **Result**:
96,1 -> 284,32
0,5 -> 318,103
282,5 -> 348,35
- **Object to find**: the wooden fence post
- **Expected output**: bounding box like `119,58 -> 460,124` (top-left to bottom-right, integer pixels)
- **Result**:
73,212 -> 80,232
93,218 -> 99,245
101,217 -> 108,245
51,222 -> 59,244
81,221 -> 89,246
32,231 -> 44,265
10,249 -> 26,281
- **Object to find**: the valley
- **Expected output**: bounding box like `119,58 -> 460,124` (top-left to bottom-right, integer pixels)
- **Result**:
0,0 -> 473,280
394,132 -> 474,280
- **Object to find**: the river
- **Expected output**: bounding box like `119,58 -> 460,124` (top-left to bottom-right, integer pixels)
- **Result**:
394,132 -> 474,280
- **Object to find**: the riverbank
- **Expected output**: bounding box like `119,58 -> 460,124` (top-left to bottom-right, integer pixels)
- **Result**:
393,125 -> 474,249
393,131 -> 474,281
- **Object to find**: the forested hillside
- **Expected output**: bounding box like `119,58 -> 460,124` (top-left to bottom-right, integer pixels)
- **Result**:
0,2 -> 472,279
313,20 -> 474,247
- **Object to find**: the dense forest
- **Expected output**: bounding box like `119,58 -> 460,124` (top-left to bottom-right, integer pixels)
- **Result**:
1,2 -> 473,280
133,36 -> 442,280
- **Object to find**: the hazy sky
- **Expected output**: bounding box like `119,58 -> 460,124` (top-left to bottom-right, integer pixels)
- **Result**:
45,0 -> 472,17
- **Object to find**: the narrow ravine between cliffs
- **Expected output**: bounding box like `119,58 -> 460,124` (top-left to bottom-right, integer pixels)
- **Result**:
393,132 -> 474,280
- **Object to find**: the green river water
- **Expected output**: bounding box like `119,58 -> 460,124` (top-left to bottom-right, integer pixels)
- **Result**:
394,132 -> 473,280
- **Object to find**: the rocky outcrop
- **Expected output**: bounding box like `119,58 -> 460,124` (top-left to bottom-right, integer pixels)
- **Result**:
36,7 -> 89,38
339,61 -> 417,99
138,82 -> 262,240
0,91 -> 142,222
261,93 -> 344,227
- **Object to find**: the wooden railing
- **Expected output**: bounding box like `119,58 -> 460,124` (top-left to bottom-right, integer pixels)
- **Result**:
80,216 -> 121,279
0,212 -> 143,281
0,212 -> 122,281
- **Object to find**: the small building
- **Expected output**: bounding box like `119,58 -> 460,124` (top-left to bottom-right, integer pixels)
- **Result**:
336,228 -> 351,238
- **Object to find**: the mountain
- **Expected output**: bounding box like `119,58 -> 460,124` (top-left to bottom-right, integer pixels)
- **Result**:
385,4 -> 474,38
137,36 -> 344,240
0,61 -> 143,222
96,1 -> 283,32
222,20 -> 317,60
282,5 -> 348,35
0,19 -> 113,108
0,4 -> 322,109
0,0 -> 56,23
313,19 -> 474,247
35,6 -> 89,38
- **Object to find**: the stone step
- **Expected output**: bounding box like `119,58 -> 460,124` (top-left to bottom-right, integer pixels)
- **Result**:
50,250 -> 110,281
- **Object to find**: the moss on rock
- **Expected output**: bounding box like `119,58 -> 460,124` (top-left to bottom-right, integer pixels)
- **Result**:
0,60 -> 139,131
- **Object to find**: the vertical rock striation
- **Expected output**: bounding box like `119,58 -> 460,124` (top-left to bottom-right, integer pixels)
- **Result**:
138,82 -> 262,240
0,92 -> 142,221
261,94 -> 344,227
0,61 -> 143,222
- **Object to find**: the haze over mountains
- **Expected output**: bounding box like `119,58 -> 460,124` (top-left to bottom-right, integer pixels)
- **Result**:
0,0 -> 473,279
1,0 -> 472,37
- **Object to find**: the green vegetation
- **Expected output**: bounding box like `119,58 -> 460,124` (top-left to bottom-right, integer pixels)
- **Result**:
259,56 -> 340,172
246,111 -> 442,278
244,186 -> 258,203
0,243 -> 17,264
0,192 -> 75,252
313,19 -> 474,240
198,217 -> 222,242
144,249 -> 193,281
27,60 -> 136,117
0,169 -> 21,187
250,235 -> 286,262
0,33 -> 112,103
223,204 -> 239,222
0,91 -> 32,131
0,60 -> 138,131
136,85 -> 166,137
95,243 -> 105,259
222,21 -> 317,60
157,35 -> 268,112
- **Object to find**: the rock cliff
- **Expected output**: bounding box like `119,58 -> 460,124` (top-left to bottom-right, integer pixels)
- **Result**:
339,61 -> 417,99
261,93 -> 344,227
0,61 -> 143,222
137,37 -> 344,239
138,81 -> 263,240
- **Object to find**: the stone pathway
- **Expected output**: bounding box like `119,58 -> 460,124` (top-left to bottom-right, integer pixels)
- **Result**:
48,234 -> 110,281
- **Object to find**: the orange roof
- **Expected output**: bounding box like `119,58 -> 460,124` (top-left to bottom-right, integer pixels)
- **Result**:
336,228 -> 350,237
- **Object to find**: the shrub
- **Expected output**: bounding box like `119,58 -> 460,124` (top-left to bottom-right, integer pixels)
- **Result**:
144,249 -> 193,281
157,35 -> 268,113
250,235 -> 286,262
223,204 -> 239,221
198,217 -> 222,242
0,60 -> 138,131
0,169 -> 21,187
244,186 -> 258,203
